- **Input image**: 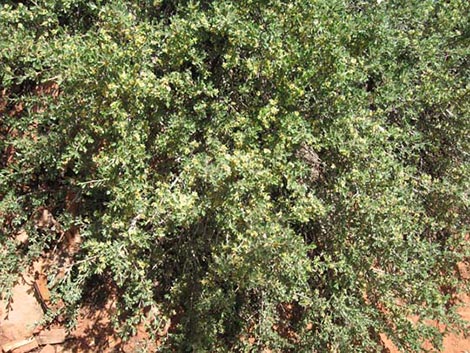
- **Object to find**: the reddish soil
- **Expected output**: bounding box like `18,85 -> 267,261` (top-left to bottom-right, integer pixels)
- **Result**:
1,261 -> 468,352
0,274 -> 43,345
382,263 -> 470,353
2,282 -> 468,352
62,296 -> 153,353
442,293 -> 470,353
0,275 -> 152,353
381,294 -> 470,353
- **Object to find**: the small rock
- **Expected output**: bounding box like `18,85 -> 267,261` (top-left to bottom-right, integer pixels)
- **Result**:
2,337 -> 39,353
15,230 -> 28,245
35,328 -> 66,346
39,344 -> 55,353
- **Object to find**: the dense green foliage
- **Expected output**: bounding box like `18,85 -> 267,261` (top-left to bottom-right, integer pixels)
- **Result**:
1,0 -> 469,351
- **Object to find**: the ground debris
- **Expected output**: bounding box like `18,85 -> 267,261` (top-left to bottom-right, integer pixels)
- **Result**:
35,328 -> 67,346
1,337 -> 38,353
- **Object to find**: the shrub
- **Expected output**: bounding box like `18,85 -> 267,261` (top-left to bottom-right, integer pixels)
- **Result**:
1,0 -> 468,351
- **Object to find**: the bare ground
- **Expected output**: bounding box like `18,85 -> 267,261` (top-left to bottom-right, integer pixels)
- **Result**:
1,264 -> 468,353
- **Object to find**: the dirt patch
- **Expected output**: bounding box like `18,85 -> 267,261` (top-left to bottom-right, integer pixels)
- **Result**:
382,295 -> 470,353
382,263 -> 470,353
0,273 -> 44,346
1,262 -> 468,352
442,294 -> 470,353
